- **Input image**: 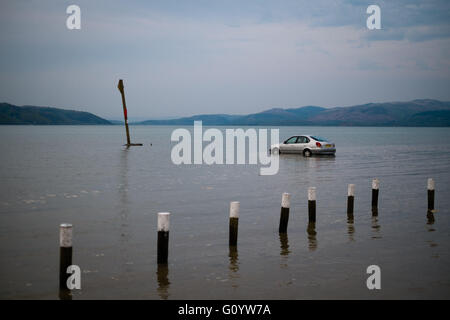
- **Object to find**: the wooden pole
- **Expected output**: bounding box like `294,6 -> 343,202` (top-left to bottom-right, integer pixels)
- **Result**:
229,202 -> 239,247
308,187 -> 316,223
117,80 -> 131,146
371,178 -> 379,215
347,184 -> 355,216
117,79 -> 142,147
279,193 -> 291,233
427,178 -> 435,211
59,223 -> 72,299
157,212 -> 170,264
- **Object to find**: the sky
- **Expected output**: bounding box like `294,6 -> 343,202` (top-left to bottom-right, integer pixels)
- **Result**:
0,0 -> 449,120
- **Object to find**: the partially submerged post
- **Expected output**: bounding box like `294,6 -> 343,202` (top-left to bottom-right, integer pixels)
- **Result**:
308,187 -> 316,223
157,213 -> 170,264
347,184 -> 355,216
117,79 -> 143,147
59,224 -> 73,297
371,178 -> 379,215
279,193 -> 291,233
427,178 -> 435,212
229,202 -> 240,247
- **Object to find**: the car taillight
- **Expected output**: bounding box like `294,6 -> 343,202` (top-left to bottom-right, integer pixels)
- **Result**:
316,142 -> 322,147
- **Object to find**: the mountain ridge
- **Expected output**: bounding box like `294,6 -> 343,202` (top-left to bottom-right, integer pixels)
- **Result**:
2,99 -> 450,126
139,99 -> 450,126
0,103 -> 111,125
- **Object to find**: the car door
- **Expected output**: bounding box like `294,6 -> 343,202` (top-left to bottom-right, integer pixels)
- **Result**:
280,136 -> 299,153
292,136 -> 310,154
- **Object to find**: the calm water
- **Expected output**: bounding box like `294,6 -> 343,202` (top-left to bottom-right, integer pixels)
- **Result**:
0,125 -> 449,299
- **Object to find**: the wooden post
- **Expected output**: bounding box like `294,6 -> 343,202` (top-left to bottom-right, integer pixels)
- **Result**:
371,178 -> 379,214
59,224 -> 73,294
157,212 -> 170,264
117,80 -> 131,145
347,184 -> 355,216
427,178 -> 435,211
117,79 -> 142,147
279,193 -> 291,233
308,187 -> 316,223
229,202 -> 239,247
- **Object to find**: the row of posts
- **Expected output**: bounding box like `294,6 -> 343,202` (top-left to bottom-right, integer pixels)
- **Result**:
58,178 -> 436,293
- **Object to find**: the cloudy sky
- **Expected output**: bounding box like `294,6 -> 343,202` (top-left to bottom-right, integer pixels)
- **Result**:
0,0 -> 449,119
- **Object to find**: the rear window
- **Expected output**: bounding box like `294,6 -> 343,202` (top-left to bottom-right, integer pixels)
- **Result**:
311,136 -> 327,142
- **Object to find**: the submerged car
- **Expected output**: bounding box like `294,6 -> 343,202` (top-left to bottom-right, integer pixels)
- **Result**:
271,135 -> 336,156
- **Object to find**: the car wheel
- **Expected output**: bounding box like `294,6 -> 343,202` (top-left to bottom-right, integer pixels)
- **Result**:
272,147 -> 280,155
303,149 -> 312,157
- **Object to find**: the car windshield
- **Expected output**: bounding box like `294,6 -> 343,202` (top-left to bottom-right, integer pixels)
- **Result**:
311,136 -> 328,142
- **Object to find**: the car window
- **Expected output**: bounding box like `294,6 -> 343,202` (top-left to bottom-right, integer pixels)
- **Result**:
285,136 -> 298,144
298,136 -> 310,143
311,136 -> 327,142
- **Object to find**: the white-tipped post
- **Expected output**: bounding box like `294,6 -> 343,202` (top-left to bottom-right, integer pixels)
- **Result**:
279,193 -> 291,233
347,184 -> 355,215
229,202 -> 240,246
427,178 -> 435,211
371,178 -> 379,214
308,187 -> 316,223
59,224 -> 73,292
157,213 -> 170,264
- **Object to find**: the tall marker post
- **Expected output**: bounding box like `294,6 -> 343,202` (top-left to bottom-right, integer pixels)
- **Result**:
117,79 -> 143,147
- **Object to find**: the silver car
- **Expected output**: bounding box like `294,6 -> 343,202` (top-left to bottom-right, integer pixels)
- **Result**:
271,135 -> 336,157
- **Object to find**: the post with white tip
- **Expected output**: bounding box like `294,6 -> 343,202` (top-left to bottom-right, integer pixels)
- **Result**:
347,184 -> 355,216
229,202 -> 240,247
157,213 -> 170,264
371,178 -> 379,214
279,193 -> 291,233
59,224 -> 73,292
427,178 -> 435,211
308,187 -> 316,223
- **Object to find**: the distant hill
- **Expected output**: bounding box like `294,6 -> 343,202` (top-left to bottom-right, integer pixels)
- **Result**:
3,99 -> 450,126
0,103 -> 111,125
308,99 -> 450,126
139,99 -> 450,126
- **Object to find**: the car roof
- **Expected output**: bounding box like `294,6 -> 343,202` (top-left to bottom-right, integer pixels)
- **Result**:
287,135 -> 327,140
